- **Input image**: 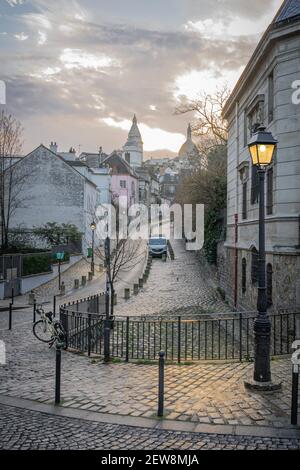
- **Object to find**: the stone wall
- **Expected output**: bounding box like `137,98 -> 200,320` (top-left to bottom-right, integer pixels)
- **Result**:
216,241 -> 300,312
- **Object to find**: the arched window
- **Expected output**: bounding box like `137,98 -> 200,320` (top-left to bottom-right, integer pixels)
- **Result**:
251,247 -> 259,285
267,263 -> 273,308
242,258 -> 247,294
125,152 -> 130,164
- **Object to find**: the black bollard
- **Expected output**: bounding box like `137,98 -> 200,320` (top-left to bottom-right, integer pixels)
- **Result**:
8,303 -> 12,331
53,295 -> 57,318
291,364 -> 299,425
158,351 -> 165,417
55,346 -> 62,405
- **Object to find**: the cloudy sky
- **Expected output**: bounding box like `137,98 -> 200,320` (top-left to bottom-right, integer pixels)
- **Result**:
0,0 -> 283,157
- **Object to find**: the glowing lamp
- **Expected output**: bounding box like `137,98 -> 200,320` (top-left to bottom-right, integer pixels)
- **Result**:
248,126 -> 277,167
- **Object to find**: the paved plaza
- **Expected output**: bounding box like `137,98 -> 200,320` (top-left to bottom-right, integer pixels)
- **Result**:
0,239 -> 299,449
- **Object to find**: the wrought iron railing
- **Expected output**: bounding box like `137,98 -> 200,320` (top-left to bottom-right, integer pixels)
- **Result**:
60,306 -> 300,363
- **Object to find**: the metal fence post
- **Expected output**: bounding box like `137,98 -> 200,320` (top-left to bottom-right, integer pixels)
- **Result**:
8,303 -> 12,331
11,288 -> 14,306
125,317 -> 130,362
55,346 -> 62,405
291,364 -> 299,425
158,351 -> 165,417
178,316 -> 181,364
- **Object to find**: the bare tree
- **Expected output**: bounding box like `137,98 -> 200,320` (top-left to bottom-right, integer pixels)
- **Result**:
0,111 -> 24,250
175,86 -> 230,159
95,221 -> 146,316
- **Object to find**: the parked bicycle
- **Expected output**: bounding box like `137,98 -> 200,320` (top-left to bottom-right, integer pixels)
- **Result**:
33,304 -> 66,349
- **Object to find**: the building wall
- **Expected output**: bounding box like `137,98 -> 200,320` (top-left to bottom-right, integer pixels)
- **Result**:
90,172 -> 111,205
223,23 -> 300,311
9,146 -> 100,254
218,241 -> 300,312
111,174 -> 139,207
122,147 -> 143,169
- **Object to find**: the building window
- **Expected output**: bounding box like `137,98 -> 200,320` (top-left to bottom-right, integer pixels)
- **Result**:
267,263 -> 273,308
251,164 -> 260,205
268,71 -> 274,124
251,247 -> 259,285
247,101 -> 264,138
120,180 -> 126,189
242,258 -> 247,294
239,164 -> 249,220
125,152 -> 131,164
242,181 -> 248,220
267,167 -> 274,215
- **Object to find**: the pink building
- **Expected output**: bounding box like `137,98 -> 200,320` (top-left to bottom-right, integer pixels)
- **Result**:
102,152 -> 139,207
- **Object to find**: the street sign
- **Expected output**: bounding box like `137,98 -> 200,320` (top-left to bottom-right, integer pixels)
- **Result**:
56,252 -> 65,261
87,248 -> 93,258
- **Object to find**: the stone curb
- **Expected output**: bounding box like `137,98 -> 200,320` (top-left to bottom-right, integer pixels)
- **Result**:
0,395 -> 299,439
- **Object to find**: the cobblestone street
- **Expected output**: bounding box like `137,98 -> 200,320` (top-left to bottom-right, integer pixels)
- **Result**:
0,239 -> 299,449
1,404 -> 299,450
115,239 -> 230,317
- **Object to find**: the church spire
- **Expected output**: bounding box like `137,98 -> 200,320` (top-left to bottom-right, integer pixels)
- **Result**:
133,114 -> 137,125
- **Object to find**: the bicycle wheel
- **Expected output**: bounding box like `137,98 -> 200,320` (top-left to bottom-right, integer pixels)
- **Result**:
33,320 -> 52,343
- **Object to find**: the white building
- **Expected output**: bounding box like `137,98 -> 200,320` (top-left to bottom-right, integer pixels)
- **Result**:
122,115 -> 144,169
221,0 -> 300,311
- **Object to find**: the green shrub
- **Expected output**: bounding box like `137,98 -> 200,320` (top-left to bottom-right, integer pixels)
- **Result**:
22,253 -> 52,276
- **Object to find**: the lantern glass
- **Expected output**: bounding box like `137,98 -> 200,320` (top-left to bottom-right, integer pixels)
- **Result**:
248,126 -> 277,168
249,143 -> 276,167
90,221 -> 96,231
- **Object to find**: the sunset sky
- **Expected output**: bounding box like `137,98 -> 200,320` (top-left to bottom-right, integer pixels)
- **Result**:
0,0 -> 283,157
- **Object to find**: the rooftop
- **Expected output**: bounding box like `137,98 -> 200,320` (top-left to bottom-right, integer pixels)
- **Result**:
275,0 -> 300,23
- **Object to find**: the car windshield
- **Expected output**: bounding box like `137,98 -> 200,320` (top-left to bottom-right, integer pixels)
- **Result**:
149,238 -> 167,245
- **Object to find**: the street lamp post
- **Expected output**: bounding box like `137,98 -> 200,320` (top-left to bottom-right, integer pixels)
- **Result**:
104,236 -> 111,363
90,221 -> 96,276
245,125 -> 281,391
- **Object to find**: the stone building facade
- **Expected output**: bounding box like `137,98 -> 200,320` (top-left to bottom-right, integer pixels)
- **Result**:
221,0 -> 300,312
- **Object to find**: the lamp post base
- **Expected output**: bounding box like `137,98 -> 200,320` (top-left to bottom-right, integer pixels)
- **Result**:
244,378 -> 282,392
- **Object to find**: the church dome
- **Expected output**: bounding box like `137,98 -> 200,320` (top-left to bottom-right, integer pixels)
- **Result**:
179,124 -> 199,159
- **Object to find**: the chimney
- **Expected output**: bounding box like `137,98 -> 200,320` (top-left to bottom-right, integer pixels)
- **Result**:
50,142 -> 58,154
